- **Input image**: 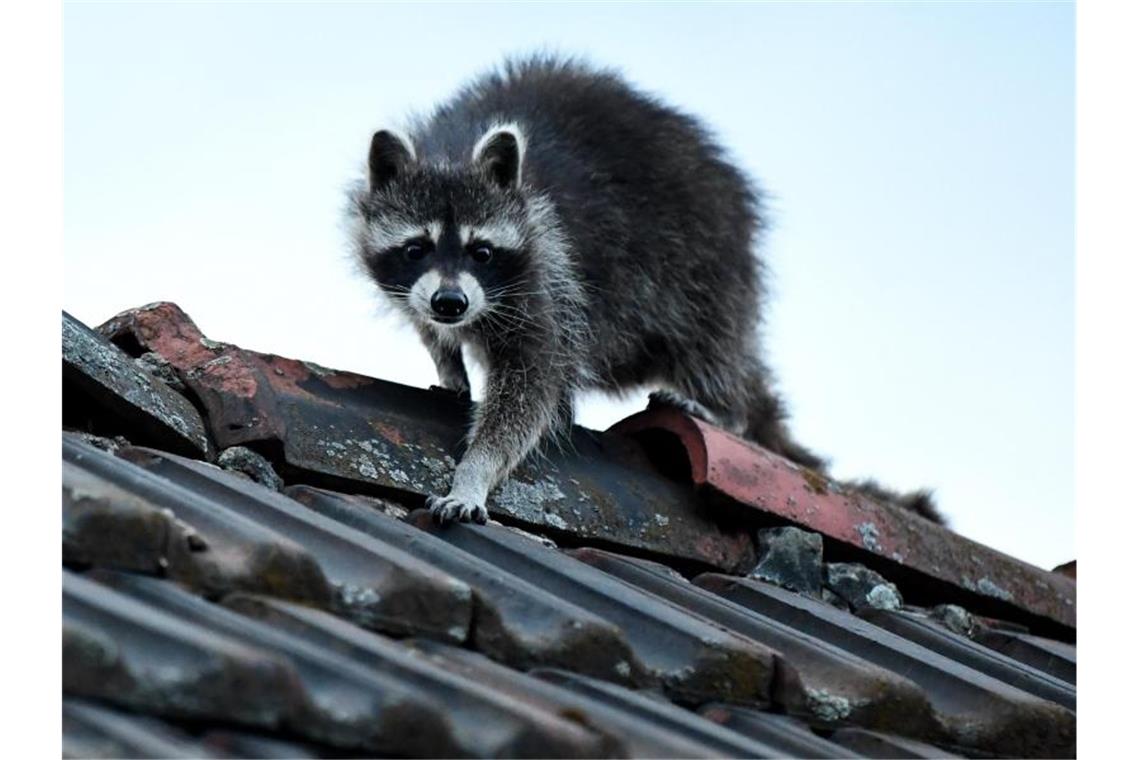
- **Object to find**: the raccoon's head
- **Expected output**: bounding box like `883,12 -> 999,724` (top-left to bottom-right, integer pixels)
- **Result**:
351,124 -> 532,333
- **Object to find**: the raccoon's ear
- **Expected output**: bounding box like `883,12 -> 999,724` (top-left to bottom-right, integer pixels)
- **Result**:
368,130 -> 415,190
472,123 -> 525,189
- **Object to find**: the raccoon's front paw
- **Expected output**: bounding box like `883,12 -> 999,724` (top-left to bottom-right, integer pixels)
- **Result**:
427,493 -> 489,525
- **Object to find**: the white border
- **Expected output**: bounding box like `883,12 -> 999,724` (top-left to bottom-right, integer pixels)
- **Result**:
1077,0 -> 1139,753
1,0 -> 63,754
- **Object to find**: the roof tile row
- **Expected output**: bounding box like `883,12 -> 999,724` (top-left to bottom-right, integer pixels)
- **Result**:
613,408 -> 1077,630
289,485 -> 643,685
96,302 -> 757,573
697,575 -> 1075,757
571,546 -> 940,737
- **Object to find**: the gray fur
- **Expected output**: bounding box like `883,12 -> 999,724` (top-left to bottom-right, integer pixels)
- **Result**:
347,56 -> 943,525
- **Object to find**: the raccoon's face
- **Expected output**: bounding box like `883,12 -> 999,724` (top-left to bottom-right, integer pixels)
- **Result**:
352,125 -> 530,333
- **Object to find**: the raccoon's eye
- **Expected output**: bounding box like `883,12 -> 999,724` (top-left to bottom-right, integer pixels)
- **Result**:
470,243 -> 494,264
403,241 -> 428,261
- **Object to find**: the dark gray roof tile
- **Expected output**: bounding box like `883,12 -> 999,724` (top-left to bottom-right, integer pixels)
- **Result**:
973,628 -> 1076,685
827,727 -> 964,759
64,572 -> 300,730
409,641 -> 725,758
64,436 -> 332,607
409,510 -> 778,705
696,574 -> 1076,757
64,699 -> 211,759
63,311 -> 211,458
698,704 -> 861,759
223,593 -> 614,758
532,669 -> 790,759
288,485 -> 648,686
88,570 -> 465,756
196,729 -> 321,759
116,446 -> 474,642
64,451 -> 197,576
861,607 -> 1076,709
571,547 -> 941,738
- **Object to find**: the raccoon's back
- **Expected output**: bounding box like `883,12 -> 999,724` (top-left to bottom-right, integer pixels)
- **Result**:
415,57 -> 765,379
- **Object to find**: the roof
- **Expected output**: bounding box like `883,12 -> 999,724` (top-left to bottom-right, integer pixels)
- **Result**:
62,304 -> 1076,758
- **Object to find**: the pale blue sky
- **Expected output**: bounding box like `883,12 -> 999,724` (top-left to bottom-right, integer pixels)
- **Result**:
64,1 -> 1074,569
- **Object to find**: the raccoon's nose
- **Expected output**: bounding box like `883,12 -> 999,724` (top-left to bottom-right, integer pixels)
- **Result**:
431,289 -> 468,319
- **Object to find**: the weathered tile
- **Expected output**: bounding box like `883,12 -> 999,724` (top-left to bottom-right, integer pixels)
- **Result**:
973,628 -> 1076,685
223,593 -> 613,758
116,446 -> 473,642
862,607 -> 1076,709
698,704 -> 861,759
197,730 -> 320,760
63,311 -> 211,458
571,547 -> 941,737
63,571 -> 299,730
409,511 -> 777,705
63,699 -> 209,759
97,301 -> 755,572
64,452 -> 197,575
696,574 -> 1076,758
288,485 -> 648,685
89,570 -> 465,756
408,640 -> 724,758
827,728 -> 963,759
613,407 -> 1077,631
64,436 -> 332,607
532,669 -> 790,758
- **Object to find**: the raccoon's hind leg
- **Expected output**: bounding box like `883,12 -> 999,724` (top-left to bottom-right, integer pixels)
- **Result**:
664,354 -> 828,472
547,387 -> 577,443
647,390 -> 744,434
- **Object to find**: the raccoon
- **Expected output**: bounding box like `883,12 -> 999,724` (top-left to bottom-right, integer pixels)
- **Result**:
348,56 -> 942,525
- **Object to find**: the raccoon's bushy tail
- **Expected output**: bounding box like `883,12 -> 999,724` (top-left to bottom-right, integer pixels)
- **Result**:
743,383 -> 827,470
744,385 -> 946,525
841,478 -> 945,525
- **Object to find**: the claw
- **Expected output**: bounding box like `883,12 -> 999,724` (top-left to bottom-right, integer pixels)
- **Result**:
426,493 -> 487,525
458,502 -> 489,524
